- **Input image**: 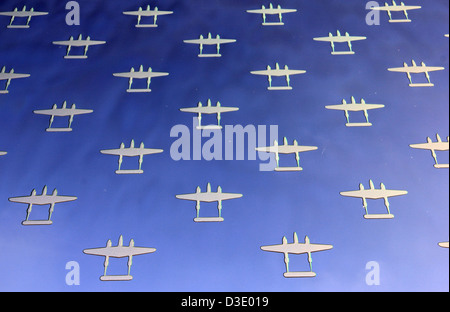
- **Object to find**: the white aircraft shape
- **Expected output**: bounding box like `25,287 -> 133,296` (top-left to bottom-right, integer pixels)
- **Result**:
409,134 -> 449,169
183,32 -> 236,57
388,60 -> 445,87
8,185 -> 77,225
261,232 -> 333,278
100,139 -> 163,174
250,62 -> 306,90
371,1 -> 421,23
33,101 -> 93,132
438,242 -> 449,248
179,99 -> 239,130
340,179 -> 408,219
0,6 -> 48,29
176,183 -> 243,222
113,65 -> 169,93
83,235 -> 156,281
246,3 -> 297,26
52,34 -> 106,59
313,30 -> 367,55
325,96 -> 385,127
0,66 -> 30,94
255,137 -> 317,171
123,5 -> 173,28
0,151 -> 7,156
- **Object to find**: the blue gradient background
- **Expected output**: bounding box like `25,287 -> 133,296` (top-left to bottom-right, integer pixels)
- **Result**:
0,0 -> 448,292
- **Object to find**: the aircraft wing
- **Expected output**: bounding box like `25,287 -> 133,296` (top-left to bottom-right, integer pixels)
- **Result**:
340,189 -> 407,199
83,246 -> 156,258
176,192 -> 242,202
372,5 -> 421,11
261,243 -> 333,254
0,11 -> 48,17
284,69 -> 307,76
250,69 -> 279,76
325,103 -> 385,111
247,8 -> 297,14
251,68 -> 306,76
52,39 -> 106,47
9,194 -> 77,205
179,106 -> 239,114
409,142 -> 449,151
100,147 -> 163,157
183,39 -> 205,45
388,66 -> 444,74
123,10 -> 173,17
256,145 -> 317,154
184,38 -> 236,45
314,36 -> 366,43
140,148 -> 164,156
113,71 -> 169,79
214,38 -> 237,44
69,108 -> 94,115
0,73 -> 30,80
33,108 -> 93,116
